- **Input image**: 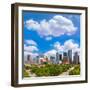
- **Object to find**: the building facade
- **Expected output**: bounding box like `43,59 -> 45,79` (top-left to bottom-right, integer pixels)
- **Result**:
68,50 -> 72,64
73,52 -> 80,64
56,52 -> 60,64
62,52 -> 69,64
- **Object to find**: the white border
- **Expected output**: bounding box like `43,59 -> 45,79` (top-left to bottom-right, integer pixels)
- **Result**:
18,6 -> 86,84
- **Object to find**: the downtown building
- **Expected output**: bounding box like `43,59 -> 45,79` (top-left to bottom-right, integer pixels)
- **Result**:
56,52 -> 60,64
24,54 -> 33,64
25,54 -> 39,65
55,52 -> 63,64
62,52 -> 69,64
73,52 -> 80,64
50,56 -> 56,64
68,50 -> 72,64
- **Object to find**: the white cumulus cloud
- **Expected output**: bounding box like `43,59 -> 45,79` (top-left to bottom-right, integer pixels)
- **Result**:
24,40 -> 39,59
53,39 -> 80,53
24,51 -> 38,57
45,36 -> 52,41
24,51 -> 39,61
44,49 -> 57,56
44,39 -> 80,57
25,15 -> 77,38
54,41 -> 64,52
24,44 -> 38,52
64,39 -> 79,51
25,40 -> 37,46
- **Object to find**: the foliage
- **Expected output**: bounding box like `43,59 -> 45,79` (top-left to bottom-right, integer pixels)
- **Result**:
24,64 -> 31,70
30,64 -> 73,76
30,65 -> 38,73
69,65 -> 80,75
24,69 -> 30,77
24,64 -> 80,77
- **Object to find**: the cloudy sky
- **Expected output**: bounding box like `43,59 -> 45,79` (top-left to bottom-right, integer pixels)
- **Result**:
23,11 -> 80,57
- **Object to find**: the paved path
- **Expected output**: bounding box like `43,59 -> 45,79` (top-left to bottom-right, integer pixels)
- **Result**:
60,67 -> 75,76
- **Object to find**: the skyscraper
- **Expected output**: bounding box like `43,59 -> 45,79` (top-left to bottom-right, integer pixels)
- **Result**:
39,54 -> 44,58
73,52 -> 80,64
56,52 -> 59,64
26,55 -> 32,64
68,50 -> 72,64
50,56 -> 55,64
59,54 -> 62,61
36,56 -> 39,64
62,52 -> 69,64
27,55 -> 31,61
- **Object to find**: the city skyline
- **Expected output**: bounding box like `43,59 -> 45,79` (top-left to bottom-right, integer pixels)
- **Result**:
23,11 -> 80,59
25,49 -> 80,65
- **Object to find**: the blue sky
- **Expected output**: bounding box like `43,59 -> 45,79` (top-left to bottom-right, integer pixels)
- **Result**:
23,11 -> 80,56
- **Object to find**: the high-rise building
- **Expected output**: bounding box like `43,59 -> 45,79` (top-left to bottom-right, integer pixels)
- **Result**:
59,54 -> 62,61
56,52 -> 59,64
26,55 -> 32,64
68,50 -> 72,64
39,54 -> 44,58
27,55 -> 31,61
63,52 -> 67,57
73,52 -> 80,64
36,56 -> 39,64
50,56 -> 55,64
62,52 -> 69,64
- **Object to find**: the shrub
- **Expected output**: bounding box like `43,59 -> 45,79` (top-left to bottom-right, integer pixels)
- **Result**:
24,64 -> 31,70
69,65 -> 80,75
28,64 -> 74,77
24,70 -> 30,77
30,65 -> 38,73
